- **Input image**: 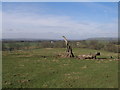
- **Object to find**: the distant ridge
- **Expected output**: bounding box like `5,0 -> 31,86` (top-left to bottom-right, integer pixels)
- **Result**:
87,37 -> 118,41
2,38 -> 62,41
2,37 -> 118,41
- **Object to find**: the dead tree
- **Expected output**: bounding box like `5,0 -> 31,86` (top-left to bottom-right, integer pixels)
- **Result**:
62,36 -> 74,57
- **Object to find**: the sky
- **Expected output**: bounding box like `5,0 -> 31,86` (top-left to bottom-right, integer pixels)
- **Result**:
2,2 -> 118,40
0,2 -> 2,40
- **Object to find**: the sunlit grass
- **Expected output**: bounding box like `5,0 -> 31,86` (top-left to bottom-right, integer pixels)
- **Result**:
2,48 -> 118,88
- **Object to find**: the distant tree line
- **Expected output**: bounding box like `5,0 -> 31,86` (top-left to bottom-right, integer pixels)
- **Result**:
2,40 -> 119,53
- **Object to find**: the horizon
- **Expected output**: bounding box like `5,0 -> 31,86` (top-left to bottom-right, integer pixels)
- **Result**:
2,36 -> 118,41
2,2 -> 118,40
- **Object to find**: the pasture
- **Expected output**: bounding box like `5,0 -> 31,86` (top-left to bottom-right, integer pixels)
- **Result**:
2,48 -> 118,88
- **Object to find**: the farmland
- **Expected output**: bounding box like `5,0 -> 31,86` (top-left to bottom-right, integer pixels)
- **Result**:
2,2 -> 119,88
2,46 -> 118,88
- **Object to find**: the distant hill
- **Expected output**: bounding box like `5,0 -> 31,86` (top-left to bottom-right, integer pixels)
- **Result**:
87,37 -> 118,41
2,37 -> 118,42
2,38 -> 62,41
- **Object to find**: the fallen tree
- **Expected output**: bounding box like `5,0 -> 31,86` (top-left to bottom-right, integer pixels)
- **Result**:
59,36 -> 101,59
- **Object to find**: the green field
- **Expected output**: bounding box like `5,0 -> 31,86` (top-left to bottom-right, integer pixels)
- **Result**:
2,48 -> 118,88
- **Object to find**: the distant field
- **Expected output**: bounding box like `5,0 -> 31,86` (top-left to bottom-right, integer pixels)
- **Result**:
2,48 -> 118,88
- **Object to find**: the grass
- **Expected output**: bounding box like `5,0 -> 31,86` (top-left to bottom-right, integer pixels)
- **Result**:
2,48 -> 118,88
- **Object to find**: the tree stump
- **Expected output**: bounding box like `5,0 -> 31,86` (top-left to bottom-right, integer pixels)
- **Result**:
62,36 -> 74,57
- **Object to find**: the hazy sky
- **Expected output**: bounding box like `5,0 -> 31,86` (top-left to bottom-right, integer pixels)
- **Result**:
2,2 -> 118,40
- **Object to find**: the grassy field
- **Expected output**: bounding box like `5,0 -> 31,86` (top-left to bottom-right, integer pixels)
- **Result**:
2,48 -> 118,88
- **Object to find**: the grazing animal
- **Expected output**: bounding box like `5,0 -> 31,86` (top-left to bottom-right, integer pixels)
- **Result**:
110,56 -> 113,58
77,52 -> 100,59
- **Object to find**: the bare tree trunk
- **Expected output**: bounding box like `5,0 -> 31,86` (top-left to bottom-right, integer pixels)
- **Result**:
62,36 -> 74,57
